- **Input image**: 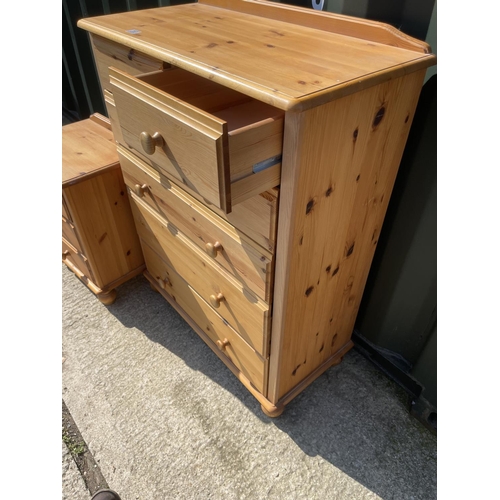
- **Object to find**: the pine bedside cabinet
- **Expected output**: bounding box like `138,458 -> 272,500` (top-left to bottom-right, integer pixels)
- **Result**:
77,0 -> 436,416
62,113 -> 145,305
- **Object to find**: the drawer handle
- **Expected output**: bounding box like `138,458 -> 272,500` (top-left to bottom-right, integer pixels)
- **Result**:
133,183 -> 149,198
205,241 -> 223,258
157,277 -> 171,290
209,292 -> 224,308
62,250 -> 70,260
216,338 -> 230,352
140,131 -> 164,155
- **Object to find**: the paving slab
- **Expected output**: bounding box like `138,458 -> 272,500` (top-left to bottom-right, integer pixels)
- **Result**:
62,264 -> 436,500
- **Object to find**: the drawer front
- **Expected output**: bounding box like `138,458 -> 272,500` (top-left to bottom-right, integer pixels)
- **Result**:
90,34 -> 166,94
62,217 -> 81,251
110,66 -> 282,213
118,145 -> 278,253
62,239 -> 94,281
143,241 -> 267,394
130,193 -> 270,356
119,146 -> 274,302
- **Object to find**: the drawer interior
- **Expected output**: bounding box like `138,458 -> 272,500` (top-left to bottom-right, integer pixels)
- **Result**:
139,68 -> 283,132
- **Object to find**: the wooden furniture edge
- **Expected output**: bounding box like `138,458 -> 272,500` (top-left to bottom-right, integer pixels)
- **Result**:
99,264 -> 146,293
77,7 -> 435,112
62,162 -> 121,188
89,112 -> 112,131
63,250 -> 145,303
144,270 -> 283,416
199,0 -> 432,54
276,340 -> 354,408
289,55 -> 435,112
63,113 -> 120,187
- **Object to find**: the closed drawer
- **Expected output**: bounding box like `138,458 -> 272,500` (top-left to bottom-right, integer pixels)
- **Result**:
110,66 -> 283,213
119,145 -> 274,302
130,193 -> 271,356
62,239 -> 94,281
62,217 -> 81,251
90,34 -> 166,94
143,240 -> 267,394
118,144 -> 278,252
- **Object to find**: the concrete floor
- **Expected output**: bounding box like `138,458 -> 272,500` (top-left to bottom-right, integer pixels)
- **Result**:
62,264 -> 437,500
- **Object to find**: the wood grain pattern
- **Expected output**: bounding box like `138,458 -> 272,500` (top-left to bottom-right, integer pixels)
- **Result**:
200,0 -> 432,53
62,217 -> 81,251
90,33 -> 166,94
62,238 -> 94,282
110,66 -> 283,213
64,167 -> 145,289
268,69 -> 427,402
130,193 -> 271,356
103,90 -> 124,145
78,3 -> 436,111
110,66 -> 230,211
62,117 -> 119,185
142,242 -> 267,393
117,145 -> 275,302
117,144 -> 279,252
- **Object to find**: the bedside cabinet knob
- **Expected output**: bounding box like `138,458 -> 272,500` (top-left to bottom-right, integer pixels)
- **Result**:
158,277 -> 171,290
133,183 -> 149,198
205,241 -> 223,258
216,338 -> 230,351
140,131 -> 164,155
209,292 -> 224,308
62,250 -> 70,260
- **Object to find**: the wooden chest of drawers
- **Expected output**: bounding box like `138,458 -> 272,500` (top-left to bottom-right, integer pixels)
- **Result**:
78,0 -> 436,416
62,114 -> 145,304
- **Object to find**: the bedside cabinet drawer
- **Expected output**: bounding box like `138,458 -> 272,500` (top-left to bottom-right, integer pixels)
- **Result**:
63,239 -> 94,281
143,241 -> 267,394
119,145 -> 274,302
110,66 -> 283,213
62,217 -> 81,251
130,193 -> 271,356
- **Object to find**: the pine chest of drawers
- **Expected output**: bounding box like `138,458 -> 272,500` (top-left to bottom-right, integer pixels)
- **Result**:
78,0 -> 436,416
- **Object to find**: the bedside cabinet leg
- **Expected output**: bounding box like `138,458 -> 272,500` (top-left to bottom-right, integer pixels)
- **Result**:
261,403 -> 285,418
97,289 -> 117,305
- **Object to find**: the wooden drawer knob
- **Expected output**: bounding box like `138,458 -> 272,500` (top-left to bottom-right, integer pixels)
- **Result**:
157,277 -> 171,290
133,183 -> 149,198
216,338 -> 230,351
205,241 -> 223,258
209,292 -> 224,308
62,250 -> 70,260
140,131 -> 164,155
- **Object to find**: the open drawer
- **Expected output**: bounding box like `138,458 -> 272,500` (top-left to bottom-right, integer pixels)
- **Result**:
109,66 -> 284,213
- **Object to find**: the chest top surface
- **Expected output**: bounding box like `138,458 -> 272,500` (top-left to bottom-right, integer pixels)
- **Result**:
78,0 -> 436,110
62,119 -> 118,186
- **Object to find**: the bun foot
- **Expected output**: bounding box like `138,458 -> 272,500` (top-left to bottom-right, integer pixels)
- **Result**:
261,404 -> 284,418
97,289 -> 116,305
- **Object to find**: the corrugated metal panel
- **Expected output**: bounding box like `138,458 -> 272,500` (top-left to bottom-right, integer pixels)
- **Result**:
62,0 -> 195,121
